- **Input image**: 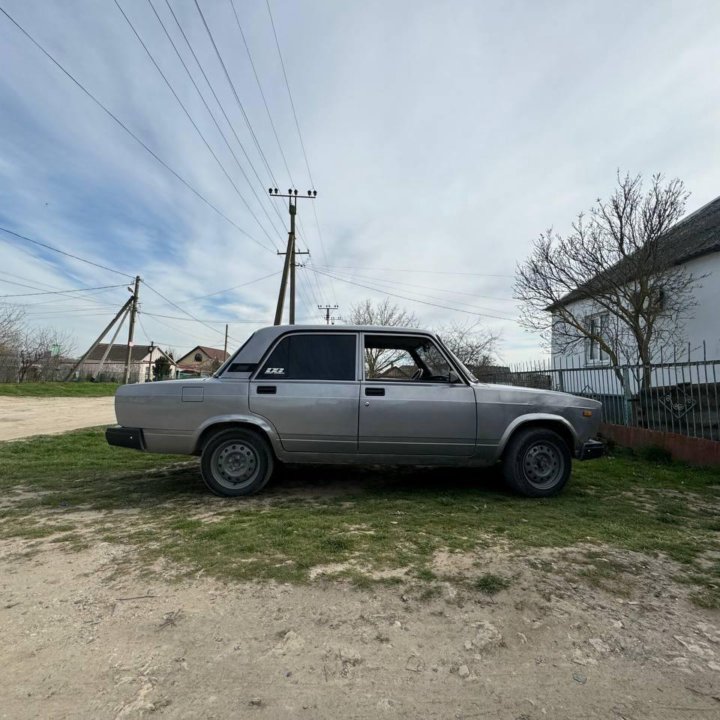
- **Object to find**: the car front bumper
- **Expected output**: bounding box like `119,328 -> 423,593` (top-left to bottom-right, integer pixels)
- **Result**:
578,439 -> 604,461
106,426 -> 145,451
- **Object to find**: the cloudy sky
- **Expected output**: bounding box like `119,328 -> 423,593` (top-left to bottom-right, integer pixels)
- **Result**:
1,0 -> 719,363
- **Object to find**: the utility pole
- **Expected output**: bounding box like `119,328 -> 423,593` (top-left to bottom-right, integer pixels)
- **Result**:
63,295 -> 133,381
269,188 -> 315,325
318,304 -> 339,325
223,324 -> 228,357
123,275 -> 141,384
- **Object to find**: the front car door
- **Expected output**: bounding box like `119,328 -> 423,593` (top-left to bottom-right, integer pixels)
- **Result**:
358,333 -> 477,456
249,331 -> 360,453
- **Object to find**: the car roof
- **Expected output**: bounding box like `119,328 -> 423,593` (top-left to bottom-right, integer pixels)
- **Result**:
233,324 -> 434,365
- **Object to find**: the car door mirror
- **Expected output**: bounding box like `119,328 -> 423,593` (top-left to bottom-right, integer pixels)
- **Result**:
448,370 -> 460,384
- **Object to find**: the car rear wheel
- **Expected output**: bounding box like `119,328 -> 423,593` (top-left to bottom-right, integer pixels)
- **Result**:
502,428 -> 571,497
201,428 -> 274,497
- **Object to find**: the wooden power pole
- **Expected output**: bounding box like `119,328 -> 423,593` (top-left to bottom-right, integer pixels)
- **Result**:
269,189 -> 315,324
123,275 -> 141,384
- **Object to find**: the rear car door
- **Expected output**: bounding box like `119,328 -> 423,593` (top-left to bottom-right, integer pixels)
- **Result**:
248,331 -> 360,453
358,333 -> 477,456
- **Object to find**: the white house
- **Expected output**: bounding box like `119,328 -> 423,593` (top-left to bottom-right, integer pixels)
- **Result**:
77,343 -> 177,383
545,196 -> 720,423
550,195 -> 720,368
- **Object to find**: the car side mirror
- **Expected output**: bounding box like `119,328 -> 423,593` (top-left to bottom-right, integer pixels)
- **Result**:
448,370 -> 460,384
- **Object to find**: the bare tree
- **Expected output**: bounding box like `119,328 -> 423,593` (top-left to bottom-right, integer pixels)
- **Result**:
515,172 -> 702,387
350,298 -> 419,377
350,298 -> 419,328
17,327 -> 75,382
0,305 -> 25,382
437,321 -> 499,372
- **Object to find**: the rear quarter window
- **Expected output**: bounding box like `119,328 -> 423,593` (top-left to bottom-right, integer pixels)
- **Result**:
258,334 -> 356,381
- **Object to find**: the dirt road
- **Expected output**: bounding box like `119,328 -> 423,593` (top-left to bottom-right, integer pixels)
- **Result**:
0,397 -> 115,441
1,537 -> 719,720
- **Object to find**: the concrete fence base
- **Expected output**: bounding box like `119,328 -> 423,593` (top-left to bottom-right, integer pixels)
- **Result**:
600,422 -> 720,467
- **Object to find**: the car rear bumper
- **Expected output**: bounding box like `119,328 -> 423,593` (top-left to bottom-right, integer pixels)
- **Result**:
578,439 -> 604,461
106,426 -> 145,451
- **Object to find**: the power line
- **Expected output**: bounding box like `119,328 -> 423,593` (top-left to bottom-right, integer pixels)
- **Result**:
146,0 -> 286,244
114,0 -> 277,252
320,268 -> 515,302
162,0 -> 287,235
0,283 -> 125,298
264,0 -> 337,306
143,311 -> 266,325
142,281 -> 243,341
185,270 -> 280,301
229,0 -> 293,187
311,267 -> 519,322
315,264 -> 515,278
192,0 -> 278,189
265,0 -> 313,189
0,4 -> 269,253
316,267 -> 517,318
0,225 -> 134,279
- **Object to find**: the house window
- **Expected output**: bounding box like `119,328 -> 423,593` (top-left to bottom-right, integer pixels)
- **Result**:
586,314 -> 609,364
194,352 -> 203,362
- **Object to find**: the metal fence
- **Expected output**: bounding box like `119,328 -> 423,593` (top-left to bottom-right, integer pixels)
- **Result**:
478,353 -> 720,442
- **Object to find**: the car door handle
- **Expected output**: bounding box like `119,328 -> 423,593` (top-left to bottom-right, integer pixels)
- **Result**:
257,385 -> 277,395
365,387 -> 385,396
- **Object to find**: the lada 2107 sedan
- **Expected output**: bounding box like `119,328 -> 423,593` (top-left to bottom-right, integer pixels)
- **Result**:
106,325 -> 604,497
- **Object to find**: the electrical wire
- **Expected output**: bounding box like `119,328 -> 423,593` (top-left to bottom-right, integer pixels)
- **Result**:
309,267 -> 517,318
264,0 -> 337,305
319,269 -> 516,303
314,264 -> 514,278
0,225 -> 134,279
143,311 -> 265,325
162,0 -> 287,234
114,0 -> 278,252
192,0 -> 278,188
229,0 -> 292,187
0,5 -> 268,254
142,281 -> 244,341
0,283 -> 126,298
311,267 -> 519,322
184,270 -> 280,301
147,0 -> 285,242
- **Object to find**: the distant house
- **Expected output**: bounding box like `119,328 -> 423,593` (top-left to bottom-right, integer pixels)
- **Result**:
176,346 -> 230,378
77,344 -> 177,383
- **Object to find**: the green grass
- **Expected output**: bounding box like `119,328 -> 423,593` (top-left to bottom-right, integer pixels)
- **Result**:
0,429 -> 718,606
472,573 -> 512,595
0,382 -> 119,397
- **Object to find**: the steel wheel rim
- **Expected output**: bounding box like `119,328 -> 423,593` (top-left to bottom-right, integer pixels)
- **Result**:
522,441 -> 565,490
212,440 -> 260,490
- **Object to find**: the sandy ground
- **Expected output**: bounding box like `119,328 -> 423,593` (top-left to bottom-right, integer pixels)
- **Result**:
1,537 -> 719,720
0,397 -> 116,441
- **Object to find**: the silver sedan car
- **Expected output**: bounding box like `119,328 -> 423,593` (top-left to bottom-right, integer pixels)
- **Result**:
107,325 -> 603,497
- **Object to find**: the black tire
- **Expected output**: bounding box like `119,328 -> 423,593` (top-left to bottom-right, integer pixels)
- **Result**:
200,428 -> 274,497
502,427 -> 572,497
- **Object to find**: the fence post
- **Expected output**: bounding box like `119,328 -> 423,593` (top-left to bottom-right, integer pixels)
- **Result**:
558,369 -> 565,393
622,366 -> 632,426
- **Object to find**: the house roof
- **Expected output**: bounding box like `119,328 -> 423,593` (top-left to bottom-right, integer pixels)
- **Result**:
177,345 -> 229,364
548,194 -> 720,310
83,344 -> 174,363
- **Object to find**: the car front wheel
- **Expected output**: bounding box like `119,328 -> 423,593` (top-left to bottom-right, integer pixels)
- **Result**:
502,427 -> 571,497
200,428 -> 274,497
